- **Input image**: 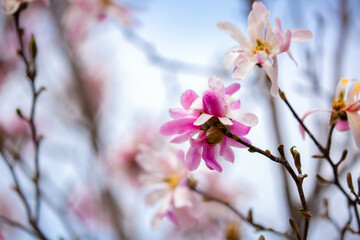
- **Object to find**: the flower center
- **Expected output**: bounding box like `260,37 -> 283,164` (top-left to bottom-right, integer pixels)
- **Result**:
101,0 -> 113,6
200,117 -> 230,146
332,91 -> 347,111
163,173 -> 181,190
252,39 -> 270,54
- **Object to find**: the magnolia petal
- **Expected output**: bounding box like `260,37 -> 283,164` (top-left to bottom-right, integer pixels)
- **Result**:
219,117 -> 233,126
188,97 -> 203,112
225,83 -> 241,95
202,144 -> 222,172
2,1 -> 20,15
299,108 -> 332,138
202,92 -> 224,117
151,194 -> 172,229
230,100 -> 241,109
274,17 -> 283,32
347,113 -> 360,148
231,121 -> 251,136
181,90 -> 199,110
185,146 -> 202,171
335,119 -> 350,131
189,135 -> 206,147
220,140 -> 235,163
138,174 -> 163,185
224,47 -> 243,69
280,29 -> 291,53
254,51 -> 268,64
145,188 -> 169,206
159,118 -> 197,136
231,59 -> 256,80
287,50 -> 298,66
262,58 -> 279,97
170,130 -> 199,143
173,187 -> 192,208
169,108 -> 189,119
291,29 -> 313,42
193,113 -> 213,126
217,22 -> 251,49
226,136 -> 250,148
227,109 -> 258,127
172,207 -> 198,228
208,75 -> 225,95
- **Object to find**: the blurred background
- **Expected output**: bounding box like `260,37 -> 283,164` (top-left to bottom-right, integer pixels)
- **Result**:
0,0 -> 360,239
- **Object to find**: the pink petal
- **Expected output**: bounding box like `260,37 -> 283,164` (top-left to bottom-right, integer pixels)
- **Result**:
185,146 -> 202,171
220,140 -> 235,163
299,109 -> 332,138
169,108 -> 189,119
225,83 -> 241,95
335,119 -> 350,131
262,58 -> 278,97
291,29 -> 313,42
202,92 -> 224,117
170,129 -> 200,143
231,121 -> 251,136
230,100 -> 241,109
254,51 -> 268,64
160,118 -> 197,136
274,17 -> 283,33
202,144 -> 222,172
208,76 -> 225,95
223,47 -> 243,70
217,22 -> 251,49
181,90 -> 199,110
286,50 -> 298,66
227,110 -> 258,127
189,135 -> 206,147
226,136 -> 250,148
280,29 -> 291,53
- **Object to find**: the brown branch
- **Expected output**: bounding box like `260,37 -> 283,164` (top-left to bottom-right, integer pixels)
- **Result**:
0,215 -> 37,238
14,6 -> 44,225
224,132 -> 311,240
189,185 -> 296,240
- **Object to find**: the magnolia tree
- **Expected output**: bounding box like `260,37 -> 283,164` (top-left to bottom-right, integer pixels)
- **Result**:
0,0 -> 359,240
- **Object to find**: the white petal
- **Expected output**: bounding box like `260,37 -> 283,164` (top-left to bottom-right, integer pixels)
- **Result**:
208,75 -> 225,94
193,113 -> 213,126
262,58 -> 278,97
173,187 -> 192,208
231,59 -> 256,80
347,113 -> 360,148
217,21 -> 251,49
227,109 -> 258,127
145,188 -> 169,205
188,97 -> 202,112
291,29 -> 313,42
219,117 -> 233,126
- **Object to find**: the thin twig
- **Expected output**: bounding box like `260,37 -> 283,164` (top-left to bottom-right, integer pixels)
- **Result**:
0,216 -> 37,238
14,7 -> 43,224
224,132 -> 311,240
189,186 -> 296,240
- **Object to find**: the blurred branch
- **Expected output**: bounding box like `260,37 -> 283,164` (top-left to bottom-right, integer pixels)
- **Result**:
13,5 -> 44,225
189,184 -> 296,240
0,215 -> 38,238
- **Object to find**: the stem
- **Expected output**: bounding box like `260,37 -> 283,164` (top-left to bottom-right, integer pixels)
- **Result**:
225,132 -> 311,239
189,186 -> 296,240
14,8 -> 43,224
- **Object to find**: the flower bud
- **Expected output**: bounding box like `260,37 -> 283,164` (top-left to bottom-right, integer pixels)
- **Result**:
206,125 -> 225,146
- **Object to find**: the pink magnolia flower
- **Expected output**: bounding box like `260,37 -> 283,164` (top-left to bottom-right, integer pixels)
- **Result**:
301,78 -> 360,147
136,146 -> 202,229
1,0 -> 49,15
160,76 -> 258,172
217,2 -> 313,97
63,0 -> 135,43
